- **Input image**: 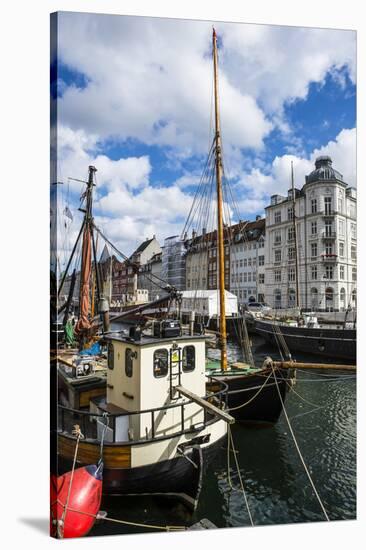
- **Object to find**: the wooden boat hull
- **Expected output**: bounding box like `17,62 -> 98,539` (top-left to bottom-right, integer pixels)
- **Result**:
57,433 -> 225,510
255,319 -> 356,362
207,367 -> 289,424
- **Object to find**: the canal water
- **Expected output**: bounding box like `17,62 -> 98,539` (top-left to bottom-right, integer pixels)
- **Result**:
89,334 -> 356,536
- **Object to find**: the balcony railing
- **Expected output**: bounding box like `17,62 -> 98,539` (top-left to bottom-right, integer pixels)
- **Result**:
321,254 -> 338,262
322,231 -> 337,239
321,210 -> 336,217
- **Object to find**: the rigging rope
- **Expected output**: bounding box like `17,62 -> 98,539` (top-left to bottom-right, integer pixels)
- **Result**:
227,425 -> 254,526
271,365 -> 330,522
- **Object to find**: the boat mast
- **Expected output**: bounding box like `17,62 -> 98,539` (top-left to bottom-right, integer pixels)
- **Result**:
212,28 -> 228,371
75,165 -> 97,341
291,161 -> 300,309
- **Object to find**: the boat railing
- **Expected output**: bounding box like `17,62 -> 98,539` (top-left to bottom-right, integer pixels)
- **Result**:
58,376 -> 228,445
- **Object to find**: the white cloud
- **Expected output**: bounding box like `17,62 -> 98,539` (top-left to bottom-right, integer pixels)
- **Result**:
235,127 -> 356,217
55,13 -> 355,157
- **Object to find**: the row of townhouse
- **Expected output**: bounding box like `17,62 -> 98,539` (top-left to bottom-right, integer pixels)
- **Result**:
72,155 -> 355,314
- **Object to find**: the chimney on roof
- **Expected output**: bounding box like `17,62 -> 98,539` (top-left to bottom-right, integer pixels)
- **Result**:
256,215 -> 261,220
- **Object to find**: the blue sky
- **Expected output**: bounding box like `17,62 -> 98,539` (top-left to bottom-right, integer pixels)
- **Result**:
52,12 -> 356,260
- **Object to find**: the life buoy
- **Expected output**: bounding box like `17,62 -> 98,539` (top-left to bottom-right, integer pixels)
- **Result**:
50,462 -> 103,538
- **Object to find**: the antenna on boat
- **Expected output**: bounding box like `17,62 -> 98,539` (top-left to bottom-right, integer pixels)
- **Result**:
212,27 -> 228,372
291,161 -> 300,310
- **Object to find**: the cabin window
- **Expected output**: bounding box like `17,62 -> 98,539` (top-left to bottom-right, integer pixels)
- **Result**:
153,349 -> 169,378
182,345 -> 196,372
107,343 -> 114,370
125,348 -> 133,377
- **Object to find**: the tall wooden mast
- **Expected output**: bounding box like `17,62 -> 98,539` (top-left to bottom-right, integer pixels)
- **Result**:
291,161 -> 300,309
212,28 -> 228,371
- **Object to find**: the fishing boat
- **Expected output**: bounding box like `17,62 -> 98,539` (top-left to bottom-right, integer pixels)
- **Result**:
53,165 -> 233,513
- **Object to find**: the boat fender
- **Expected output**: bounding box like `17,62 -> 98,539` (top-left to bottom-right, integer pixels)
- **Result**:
50,462 -> 103,538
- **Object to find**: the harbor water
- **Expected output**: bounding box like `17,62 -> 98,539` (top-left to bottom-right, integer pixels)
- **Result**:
89,334 -> 356,535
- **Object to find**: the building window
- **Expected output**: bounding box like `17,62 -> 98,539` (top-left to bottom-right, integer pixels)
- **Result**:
239,259 -> 243,268
311,221 -> 317,235
325,265 -> 333,280
339,242 -> 345,257
338,197 -> 343,213
325,287 -> 334,311
258,255 -> 265,266
311,288 -> 318,309
311,198 -> 317,214
288,247 -> 295,261
275,249 -> 281,263
288,289 -> 296,307
125,348 -> 134,378
274,210 -> 282,224
239,273 -> 243,283
248,273 -> 252,282
339,265 -> 345,280
153,349 -> 169,378
351,245 -> 356,260
182,346 -> 195,372
288,268 -> 295,282
274,270 -> 281,283
108,343 -> 114,370
339,219 -> 345,237
340,287 -> 346,308
351,223 -> 356,239
243,290 -> 247,299
325,242 -> 333,256
324,197 -> 332,215
244,273 -> 247,282
274,289 -> 281,308
311,265 -> 318,280
259,273 -> 265,284
352,289 -> 357,302
243,258 -> 247,267
288,227 -> 295,241
248,258 -> 252,267
288,206 -> 294,221
325,220 -> 332,236
311,242 -> 318,258
352,268 -> 357,282
274,230 -> 281,244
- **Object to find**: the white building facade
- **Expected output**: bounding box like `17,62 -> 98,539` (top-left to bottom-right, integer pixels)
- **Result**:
229,218 -> 266,305
265,156 -> 357,312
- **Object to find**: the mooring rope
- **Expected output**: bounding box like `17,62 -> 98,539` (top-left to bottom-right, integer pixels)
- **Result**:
57,425 -> 84,538
227,369 -> 273,412
227,426 -> 254,526
54,503 -> 186,532
271,366 -> 330,522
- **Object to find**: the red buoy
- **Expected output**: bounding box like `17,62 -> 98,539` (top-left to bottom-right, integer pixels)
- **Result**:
50,463 -> 103,538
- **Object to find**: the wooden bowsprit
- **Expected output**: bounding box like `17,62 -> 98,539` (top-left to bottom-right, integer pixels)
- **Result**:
175,385 -> 235,424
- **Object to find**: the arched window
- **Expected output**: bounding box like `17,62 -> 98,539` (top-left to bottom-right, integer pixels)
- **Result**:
352,289 -> 357,303
288,288 -> 296,307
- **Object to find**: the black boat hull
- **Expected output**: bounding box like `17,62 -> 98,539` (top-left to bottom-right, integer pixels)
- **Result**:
208,367 -> 289,424
255,319 -> 356,362
58,435 -> 225,510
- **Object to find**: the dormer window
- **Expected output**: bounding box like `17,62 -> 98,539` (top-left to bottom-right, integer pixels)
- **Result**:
153,349 -> 169,378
